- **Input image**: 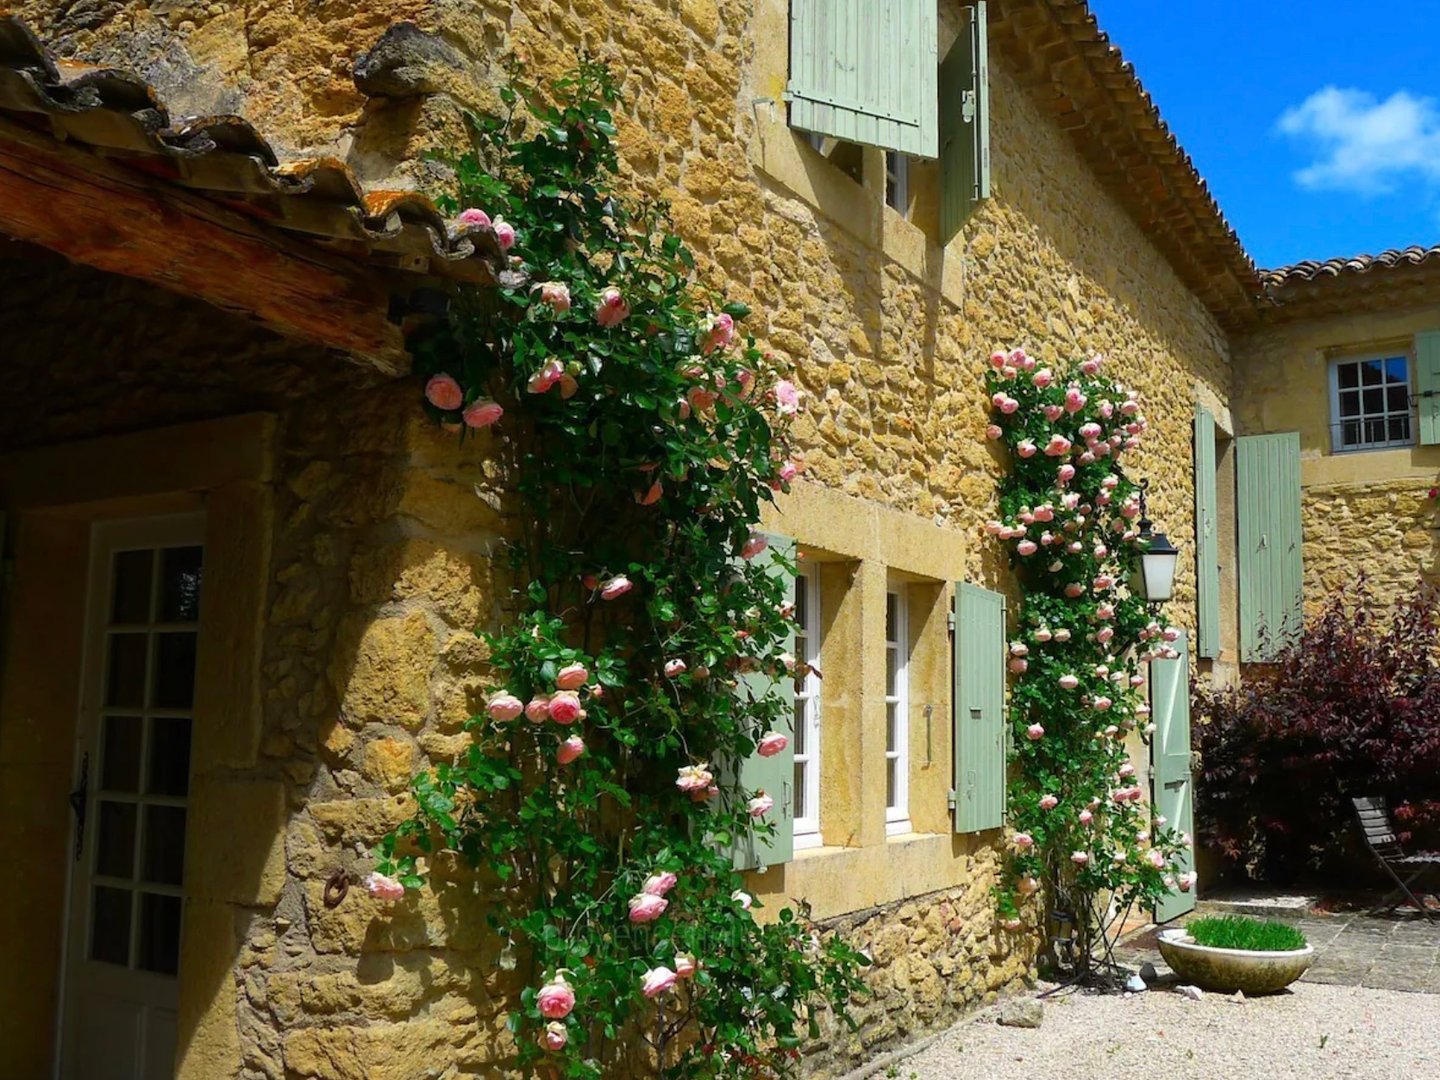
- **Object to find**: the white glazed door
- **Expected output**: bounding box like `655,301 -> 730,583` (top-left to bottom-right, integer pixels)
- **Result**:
59,515 -> 204,1080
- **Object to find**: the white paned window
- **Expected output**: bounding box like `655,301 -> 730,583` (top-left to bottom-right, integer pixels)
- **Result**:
793,562 -> 823,847
885,586 -> 911,835
885,151 -> 910,219
1330,353 -> 1414,451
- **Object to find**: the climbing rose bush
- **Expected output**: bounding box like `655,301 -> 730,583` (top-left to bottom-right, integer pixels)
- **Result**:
375,63 -> 867,1077
985,349 -> 1191,965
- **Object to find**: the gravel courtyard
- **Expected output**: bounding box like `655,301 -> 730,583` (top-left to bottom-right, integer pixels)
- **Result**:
893,982 -> 1440,1080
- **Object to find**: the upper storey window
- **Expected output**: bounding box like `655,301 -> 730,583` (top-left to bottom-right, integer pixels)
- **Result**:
1330,354 -> 1413,451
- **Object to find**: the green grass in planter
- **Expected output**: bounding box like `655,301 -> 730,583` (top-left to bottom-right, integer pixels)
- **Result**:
1186,915 -> 1308,952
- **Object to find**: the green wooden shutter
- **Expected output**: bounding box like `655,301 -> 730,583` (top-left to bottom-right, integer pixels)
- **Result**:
1194,405 -> 1220,659
788,0 -> 939,158
1236,433 -> 1303,661
1151,630 -> 1196,923
939,3 -> 990,243
953,582 -> 1006,833
732,534 -> 796,870
1416,331 -> 1440,445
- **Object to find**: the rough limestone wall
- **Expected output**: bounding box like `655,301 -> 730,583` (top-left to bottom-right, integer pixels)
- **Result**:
10,1 -> 1234,1075
1300,481 -> 1439,610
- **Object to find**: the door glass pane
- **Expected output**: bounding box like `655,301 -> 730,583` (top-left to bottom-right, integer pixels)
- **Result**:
105,633 -> 148,709
886,760 -> 896,809
885,648 -> 898,694
141,806 -> 187,887
90,886 -> 132,966
792,700 -> 806,753
886,703 -> 898,752
146,717 -> 192,797
159,546 -> 203,623
110,550 -> 153,624
96,801 -> 137,879
792,763 -> 806,819
152,633 -> 197,709
885,592 -> 897,641
137,893 -> 182,975
101,715 -> 143,792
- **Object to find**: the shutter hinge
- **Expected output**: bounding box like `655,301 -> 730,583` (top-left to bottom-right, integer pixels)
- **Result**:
946,789 -> 957,810
961,89 -> 977,124
947,611 -> 956,633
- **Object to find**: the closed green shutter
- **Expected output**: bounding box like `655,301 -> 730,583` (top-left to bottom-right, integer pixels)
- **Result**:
787,0 -> 939,158
953,582 -> 1006,833
732,534 -> 796,870
939,3 -> 990,243
1194,405 -> 1220,659
1151,630 -> 1196,923
1416,331 -> 1440,445
1236,433 -> 1303,661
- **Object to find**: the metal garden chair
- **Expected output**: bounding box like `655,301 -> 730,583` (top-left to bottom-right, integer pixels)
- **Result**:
1352,796 -> 1440,922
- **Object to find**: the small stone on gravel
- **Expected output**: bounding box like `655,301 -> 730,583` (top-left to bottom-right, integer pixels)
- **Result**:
1177,983 -> 1205,1000
996,999 -> 1044,1028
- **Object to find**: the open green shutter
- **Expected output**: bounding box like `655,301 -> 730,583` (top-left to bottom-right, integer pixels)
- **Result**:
939,3 -> 990,243
953,582 -> 1006,833
732,534 -> 796,870
1416,331 -> 1440,445
787,0 -> 939,158
1194,405 -> 1220,659
1237,433 -> 1303,661
1151,631 -> 1196,922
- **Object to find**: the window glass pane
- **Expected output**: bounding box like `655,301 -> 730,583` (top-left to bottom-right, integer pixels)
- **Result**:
792,701 -> 806,754
137,893 -> 182,975
110,550 -> 153,624
887,703 -> 898,753
1361,360 -> 1383,385
105,633 -> 148,709
159,546 -> 203,623
1386,356 -> 1408,382
886,760 -> 897,809
1338,389 -> 1361,419
1365,419 -> 1387,445
146,717 -> 192,797
886,647 -> 898,694
1391,416 -> 1411,443
794,575 -> 807,628
152,632 -> 198,709
792,763 -> 806,819
886,593 -> 897,641
90,886 -> 132,966
1338,362 -> 1359,389
1343,421 -> 1362,447
1388,385 -> 1409,413
141,805 -> 187,887
101,715 -> 142,793
96,800 -> 137,879
1363,388 -> 1384,414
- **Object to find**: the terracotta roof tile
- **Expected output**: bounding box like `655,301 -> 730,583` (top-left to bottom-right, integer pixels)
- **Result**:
1260,246 -> 1440,288
0,15 -> 505,284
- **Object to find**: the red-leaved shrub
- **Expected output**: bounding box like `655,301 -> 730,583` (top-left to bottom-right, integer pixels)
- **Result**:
1193,578 -> 1440,882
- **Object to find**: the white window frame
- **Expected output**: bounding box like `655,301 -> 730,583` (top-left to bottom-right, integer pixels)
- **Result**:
884,584 -> 911,836
793,561 -> 823,848
1328,351 -> 1416,453
885,151 -> 910,219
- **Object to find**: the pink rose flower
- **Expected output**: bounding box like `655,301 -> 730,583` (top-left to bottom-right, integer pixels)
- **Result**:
1010,642 -> 1029,656
1032,368 -> 1053,388
731,889 -> 753,910
1096,626 -> 1115,644
999,397 -> 1019,415
1081,357 -> 1101,376
643,871 -> 678,896
1065,387 -> 1087,414
1044,435 -> 1072,457
1018,875 -> 1041,895
1147,849 -> 1167,869
487,692 -> 524,722
989,350 -> 1007,368
425,373 -> 464,411
1010,347 -> 1034,371
1094,696 -> 1112,710
1099,400 -> 1115,419
757,731 -> 788,757
1079,809 -> 1094,825
548,691 -> 583,725
740,534 -> 769,560
492,217 -> 516,251
1017,439 -> 1037,458
1079,422 -> 1102,441
1071,850 -> 1090,865
1064,583 -> 1084,598
535,281 -> 572,313
1120,400 -> 1140,416
600,576 -> 632,600
747,792 -> 774,818
1058,464 -> 1076,483
1026,723 -> 1045,741
1096,602 -> 1115,620
986,423 -> 1003,440
1053,628 -> 1072,642
1009,658 -> 1029,673
1179,871 -> 1197,893
1163,627 -> 1181,642
525,695 -> 551,723
1043,404 -> 1064,421
595,286 -> 630,327
1017,539 -> 1038,556
702,311 -> 736,353
365,872 -> 405,902
642,966 -> 678,998
1034,505 -> 1055,522
537,975 -> 576,1019
1040,794 -> 1059,810
675,953 -> 698,979
663,658 -> 687,677
676,764 -> 715,793
774,379 -> 801,415
1058,674 -> 1080,690
1012,831 -> 1034,849
458,207 -> 491,227
463,399 -> 503,428
556,663 -> 589,691
540,1022 -> 568,1052
628,892 -> 669,923
557,736 -> 585,765
1000,365 -> 1017,380
1035,628 -> 1053,643
528,358 -> 564,394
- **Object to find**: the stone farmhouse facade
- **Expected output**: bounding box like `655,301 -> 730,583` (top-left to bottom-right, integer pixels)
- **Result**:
0,2 -> 1432,1078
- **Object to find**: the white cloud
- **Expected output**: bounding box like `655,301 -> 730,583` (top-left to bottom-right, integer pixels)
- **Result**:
1277,86 -> 1440,196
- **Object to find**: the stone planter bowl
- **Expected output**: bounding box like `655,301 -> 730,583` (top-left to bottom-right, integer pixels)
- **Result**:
1157,928 -> 1314,995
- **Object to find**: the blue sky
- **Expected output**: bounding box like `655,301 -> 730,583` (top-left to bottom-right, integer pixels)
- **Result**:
1088,1 -> 1440,269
